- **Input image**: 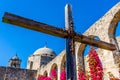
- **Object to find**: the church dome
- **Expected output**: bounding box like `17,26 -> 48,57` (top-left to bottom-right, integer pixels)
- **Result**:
33,46 -> 56,56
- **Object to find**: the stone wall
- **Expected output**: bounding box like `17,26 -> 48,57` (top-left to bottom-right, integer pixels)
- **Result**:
0,66 -> 37,80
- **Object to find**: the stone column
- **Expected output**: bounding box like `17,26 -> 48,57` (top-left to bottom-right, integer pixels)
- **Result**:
57,65 -> 61,80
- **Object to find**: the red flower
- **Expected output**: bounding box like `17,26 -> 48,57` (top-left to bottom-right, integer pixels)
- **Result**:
78,70 -> 88,80
37,74 -> 52,80
51,69 -> 57,79
88,48 -> 103,80
44,77 -> 52,80
60,69 -> 66,80
38,75 -> 46,80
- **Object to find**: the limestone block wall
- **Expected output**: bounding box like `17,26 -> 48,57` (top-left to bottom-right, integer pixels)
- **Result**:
0,66 -> 37,80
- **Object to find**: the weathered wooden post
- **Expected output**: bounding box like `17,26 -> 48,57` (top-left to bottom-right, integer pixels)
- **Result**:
65,4 -> 76,80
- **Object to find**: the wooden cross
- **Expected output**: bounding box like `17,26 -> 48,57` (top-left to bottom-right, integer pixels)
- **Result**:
2,4 -> 116,80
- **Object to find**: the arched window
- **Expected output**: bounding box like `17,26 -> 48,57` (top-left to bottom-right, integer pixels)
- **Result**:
30,61 -> 33,69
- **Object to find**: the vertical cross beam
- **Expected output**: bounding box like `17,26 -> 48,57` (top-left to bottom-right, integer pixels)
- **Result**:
65,4 -> 77,80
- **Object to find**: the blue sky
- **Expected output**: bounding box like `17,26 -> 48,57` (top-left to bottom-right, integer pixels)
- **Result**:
0,0 -> 119,68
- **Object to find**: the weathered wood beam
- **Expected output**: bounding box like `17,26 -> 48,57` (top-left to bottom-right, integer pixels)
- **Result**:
2,12 -> 116,51
2,12 -> 68,38
74,33 -> 116,51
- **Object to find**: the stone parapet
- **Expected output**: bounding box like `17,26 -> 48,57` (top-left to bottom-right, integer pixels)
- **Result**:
0,66 -> 37,80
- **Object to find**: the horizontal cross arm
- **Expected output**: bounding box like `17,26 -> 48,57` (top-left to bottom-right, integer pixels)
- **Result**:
2,12 -> 116,51
74,33 -> 116,50
2,12 -> 68,38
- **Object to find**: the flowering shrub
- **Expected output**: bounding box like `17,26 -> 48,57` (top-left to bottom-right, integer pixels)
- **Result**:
38,75 -> 52,80
51,69 -> 57,80
38,75 -> 45,80
78,71 -> 87,80
88,48 -> 103,80
44,77 -> 52,80
38,69 -> 57,80
60,69 -> 66,80
78,48 -> 103,80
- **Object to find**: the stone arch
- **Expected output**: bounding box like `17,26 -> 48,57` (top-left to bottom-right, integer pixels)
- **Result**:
108,9 -> 120,52
43,71 -> 48,77
108,8 -> 120,73
76,35 -> 104,80
51,63 -> 58,69
77,35 -> 101,71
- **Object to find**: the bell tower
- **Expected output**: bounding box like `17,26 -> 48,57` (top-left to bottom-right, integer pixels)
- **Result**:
8,54 -> 22,68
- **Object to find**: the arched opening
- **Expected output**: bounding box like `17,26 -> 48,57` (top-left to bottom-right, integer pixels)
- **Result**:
43,71 -> 48,77
77,35 -> 101,71
30,61 -> 33,69
84,36 -> 100,56
50,63 -> 58,79
77,35 -> 103,80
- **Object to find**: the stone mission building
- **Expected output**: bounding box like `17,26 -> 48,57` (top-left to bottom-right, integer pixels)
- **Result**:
27,46 -> 56,70
0,2 -> 120,80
